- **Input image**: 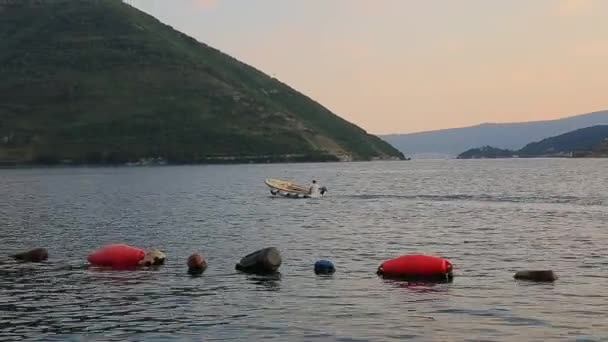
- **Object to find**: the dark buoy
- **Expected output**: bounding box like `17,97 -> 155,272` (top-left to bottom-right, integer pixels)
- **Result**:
12,248 -> 48,263
377,254 -> 453,282
314,260 -> 335,275
235,247 -> 282,274
187,254 -> 208,275
514,270 -> 557,282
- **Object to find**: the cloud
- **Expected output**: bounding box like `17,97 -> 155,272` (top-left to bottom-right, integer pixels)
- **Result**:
555,0 -> 594,16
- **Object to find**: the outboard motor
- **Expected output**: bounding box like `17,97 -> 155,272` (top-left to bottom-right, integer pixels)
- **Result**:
320,186 -> 328,195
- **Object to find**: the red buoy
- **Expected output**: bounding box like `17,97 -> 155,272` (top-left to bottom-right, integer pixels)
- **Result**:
377,254 -> 453,281
87,244 -> 145,269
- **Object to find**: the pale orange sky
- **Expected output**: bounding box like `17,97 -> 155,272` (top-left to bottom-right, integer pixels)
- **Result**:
131,0 -> 608,134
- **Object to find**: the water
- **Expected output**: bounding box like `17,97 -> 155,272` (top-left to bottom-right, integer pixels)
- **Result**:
0,159 -> 607,341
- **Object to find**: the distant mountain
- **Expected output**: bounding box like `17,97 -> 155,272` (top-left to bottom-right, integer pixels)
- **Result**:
0,0 -> 403,166
457,125 -> 608,159
381,110 -> 608,158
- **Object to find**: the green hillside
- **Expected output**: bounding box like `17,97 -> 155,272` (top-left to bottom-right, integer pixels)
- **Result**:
0,0 -> 404,165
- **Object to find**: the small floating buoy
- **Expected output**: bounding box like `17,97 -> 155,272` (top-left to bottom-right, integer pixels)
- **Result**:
314,260 -> 335,275
235,247 -> 282,274
514,270 -> 557,282
377,254 -> 453,282
87,244 -> 145,269
139,248 -> 166,267
12,248 -> 48,263
187,254 -> 208,275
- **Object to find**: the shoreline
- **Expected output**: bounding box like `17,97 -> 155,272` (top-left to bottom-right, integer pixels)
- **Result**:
457,155 -> 608,160
0,152 -> 406,169
3,157 -> 608,170
0,158 -> 406,170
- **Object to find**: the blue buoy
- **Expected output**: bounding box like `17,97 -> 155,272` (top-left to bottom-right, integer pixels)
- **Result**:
314,260 -> 336,275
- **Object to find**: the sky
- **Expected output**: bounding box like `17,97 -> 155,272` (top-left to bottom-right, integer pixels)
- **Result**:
129,0 -> 608,134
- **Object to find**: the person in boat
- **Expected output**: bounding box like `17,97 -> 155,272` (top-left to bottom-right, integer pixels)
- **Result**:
309,180 -> 320,196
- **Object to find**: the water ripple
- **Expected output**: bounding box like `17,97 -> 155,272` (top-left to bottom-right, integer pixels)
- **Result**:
1,160 -> 607,341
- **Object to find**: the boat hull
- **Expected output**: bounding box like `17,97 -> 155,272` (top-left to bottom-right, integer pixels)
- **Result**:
265,178 -> 325,199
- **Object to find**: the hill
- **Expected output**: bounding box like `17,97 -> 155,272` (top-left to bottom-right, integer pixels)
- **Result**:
518,125 -> 608,157
0,0 -> 403,165
457,146 -> 515,159
457,125 -> 608,159
381,110 -> 608,158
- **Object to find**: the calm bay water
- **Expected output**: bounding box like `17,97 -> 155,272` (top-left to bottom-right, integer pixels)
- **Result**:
0,159 -> 607,341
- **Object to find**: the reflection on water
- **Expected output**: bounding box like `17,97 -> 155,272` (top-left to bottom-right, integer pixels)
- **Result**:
382,279 -> 452,292
245,273 -> 282,291
1,159 -> 607,341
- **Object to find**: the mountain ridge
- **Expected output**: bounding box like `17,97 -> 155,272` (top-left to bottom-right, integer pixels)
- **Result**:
382,110 -> 608,158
